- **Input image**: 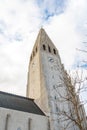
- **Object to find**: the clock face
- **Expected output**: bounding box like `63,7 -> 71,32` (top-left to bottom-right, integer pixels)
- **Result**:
48,57 -> 54,63
48,56 -> 59,71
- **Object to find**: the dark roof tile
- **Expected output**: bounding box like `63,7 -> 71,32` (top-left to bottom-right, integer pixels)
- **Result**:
0,91 -> 45,116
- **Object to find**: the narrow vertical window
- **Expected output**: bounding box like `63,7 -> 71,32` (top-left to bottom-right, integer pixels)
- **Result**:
53,49 -> 56,54
30,55 -> 32,61
43,44 -> 46,50
36,47 -> 37,52
56,105 -> 59,112
48,45 -> 51,53
54,96 -> 57,99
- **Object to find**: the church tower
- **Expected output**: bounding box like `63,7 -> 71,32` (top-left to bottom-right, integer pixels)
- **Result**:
26,28 -> 87,130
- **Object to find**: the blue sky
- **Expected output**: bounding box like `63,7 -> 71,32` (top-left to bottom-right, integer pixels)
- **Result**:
0,0 -> 87,112
36,0 -> 67,20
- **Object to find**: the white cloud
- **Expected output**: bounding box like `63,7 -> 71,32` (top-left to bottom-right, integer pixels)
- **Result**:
37,0 -> 67,21
42,0 -> 87,69
0,0 -> 41,40
0,0 -> 42,96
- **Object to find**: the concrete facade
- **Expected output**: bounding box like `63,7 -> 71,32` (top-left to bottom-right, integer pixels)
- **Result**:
0,107 -> 48,130
27,28 -> 87,130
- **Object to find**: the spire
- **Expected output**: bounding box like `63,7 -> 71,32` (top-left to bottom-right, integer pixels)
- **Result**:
33,28 -> 58,51
30,28 -> 58,62
39,27 -> 44,32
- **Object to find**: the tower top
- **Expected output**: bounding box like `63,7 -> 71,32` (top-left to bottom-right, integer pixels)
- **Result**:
30,28 -> 58,61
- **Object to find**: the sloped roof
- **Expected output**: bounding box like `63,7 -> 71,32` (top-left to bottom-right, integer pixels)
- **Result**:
0,91 -> 45,116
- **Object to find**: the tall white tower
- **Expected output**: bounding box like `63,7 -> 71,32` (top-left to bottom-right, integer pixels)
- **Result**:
26,28 -> 87,130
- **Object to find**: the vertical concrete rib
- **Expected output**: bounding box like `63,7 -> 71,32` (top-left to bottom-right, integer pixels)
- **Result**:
28,118 -> 32,130
5,114 -> 10,130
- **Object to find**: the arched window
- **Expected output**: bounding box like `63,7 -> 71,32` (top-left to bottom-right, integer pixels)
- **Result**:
43,44 -> 46,50
36,47 -> 37,52
53,49 -> 56,54
48,45 -> 51,53
30,55 -> 32,61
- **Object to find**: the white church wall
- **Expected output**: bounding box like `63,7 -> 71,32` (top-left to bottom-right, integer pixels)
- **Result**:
0,107 -> 48,130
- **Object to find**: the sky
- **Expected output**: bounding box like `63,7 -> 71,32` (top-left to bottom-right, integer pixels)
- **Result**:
0,0 -> 87,112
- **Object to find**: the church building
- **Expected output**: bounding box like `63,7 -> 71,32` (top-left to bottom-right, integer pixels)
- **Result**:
0,28 -> 87,130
